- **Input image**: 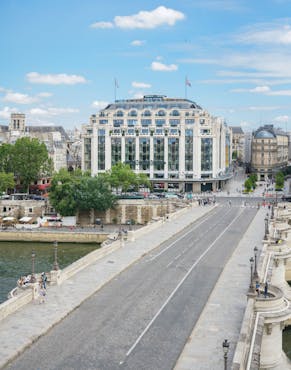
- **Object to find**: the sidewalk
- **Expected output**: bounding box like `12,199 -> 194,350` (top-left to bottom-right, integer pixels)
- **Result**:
175,208 -> 266,370
0,204 -> 216,369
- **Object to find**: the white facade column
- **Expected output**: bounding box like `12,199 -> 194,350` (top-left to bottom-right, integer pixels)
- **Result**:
91,125 -> 98,176
121,136 -> 125,163
135,136 -> 140,171
260,321 -> 283,369
105,131 -> 111,170
193,133 -> 200,179
150,136 -> 154,178
179,127 -> 185,179
164,137 -> 169,179
212,136 -> 217,177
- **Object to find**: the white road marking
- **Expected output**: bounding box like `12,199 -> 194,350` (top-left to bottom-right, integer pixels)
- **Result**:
125,209 -> 243,358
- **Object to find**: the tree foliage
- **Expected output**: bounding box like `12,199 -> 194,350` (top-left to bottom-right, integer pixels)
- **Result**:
11,137 -> 50,192
0,172 -> 14,193
275,171 -> 284,190
49,170 -> 117,216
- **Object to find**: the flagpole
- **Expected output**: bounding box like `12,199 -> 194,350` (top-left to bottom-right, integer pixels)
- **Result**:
185,76 -> 187,99
114,78 -> 117,102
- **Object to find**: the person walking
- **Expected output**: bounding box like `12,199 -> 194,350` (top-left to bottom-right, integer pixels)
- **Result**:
41,272 -> 47,290
264,281 -> 268,298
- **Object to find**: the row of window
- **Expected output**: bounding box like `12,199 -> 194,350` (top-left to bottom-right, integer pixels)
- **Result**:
94,118 -> 204,126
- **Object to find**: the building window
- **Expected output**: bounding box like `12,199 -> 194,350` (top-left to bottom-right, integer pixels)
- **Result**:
113,119 -> 123,127
116,110 -> 124,117
154,138 -> 164,171
98,136 -> 105,170
156,110 -> 166,116
129,110 -> 138,117
127,119 -> 137,127
142,110 -> 151,117
171,110 -> 180,116
168,138 -> 179,171
125,138 -> 136,169
185,119 -> 195,124
201,138 -> 213,171
111,138 -> 121,166
141,119 -> 151,126
99,120 -> 108,125
169,119 -> 180,126
155,119 -> 165,126
139,138 -> 150,170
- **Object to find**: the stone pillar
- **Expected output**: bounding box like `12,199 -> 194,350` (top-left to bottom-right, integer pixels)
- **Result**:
50,269 -> 62,285
260,321 -> 283,369
271,258 -> 286,287
137,206 -> 142,224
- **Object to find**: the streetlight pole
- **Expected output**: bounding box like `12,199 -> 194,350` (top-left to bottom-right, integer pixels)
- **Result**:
253,246 -> 259,280
31,250 -> 36,283
53,240 -> 59,271
222,339 -> 230,370
249,257 -> 255,293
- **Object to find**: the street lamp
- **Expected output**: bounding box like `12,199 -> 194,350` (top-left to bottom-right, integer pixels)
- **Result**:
53,240 -> 59,271
222,339 -> 230,370
31,250 -> 36,283
253,246 -> 259,280
249,257 -> 255,292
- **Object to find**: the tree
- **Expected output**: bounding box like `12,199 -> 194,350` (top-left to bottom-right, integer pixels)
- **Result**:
76,176 -> 117,211
49,170 -> 117,216
0,172 -> 14,194
49,169 -> 80,216
275,171 -> 284,190
108,163 -> 137,193
0,143 -> 13,173
244,178 -> 252,192
11,137 -> 50,192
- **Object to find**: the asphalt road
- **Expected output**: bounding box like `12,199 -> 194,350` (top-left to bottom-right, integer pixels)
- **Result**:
6,200 -> 258,370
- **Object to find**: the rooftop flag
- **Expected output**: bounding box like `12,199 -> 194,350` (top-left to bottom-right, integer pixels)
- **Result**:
185,77 -> 191,87
115,78 -> 119,88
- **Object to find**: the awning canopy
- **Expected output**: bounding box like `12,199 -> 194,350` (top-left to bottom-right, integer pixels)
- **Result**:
19,216 -> 33,223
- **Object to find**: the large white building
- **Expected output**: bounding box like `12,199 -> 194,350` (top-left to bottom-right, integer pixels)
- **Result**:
82,95 -> 232,192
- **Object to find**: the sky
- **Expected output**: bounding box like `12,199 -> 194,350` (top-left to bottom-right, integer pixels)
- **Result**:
1,0 -> 291,132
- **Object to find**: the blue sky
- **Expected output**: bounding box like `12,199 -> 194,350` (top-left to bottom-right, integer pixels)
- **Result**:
1,0 -> 291,132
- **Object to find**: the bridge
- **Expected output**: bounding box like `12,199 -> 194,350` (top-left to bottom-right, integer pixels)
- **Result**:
0,195 -> 291,369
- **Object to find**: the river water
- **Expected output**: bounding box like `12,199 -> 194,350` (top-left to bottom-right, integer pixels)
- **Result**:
0,241 -> 99,303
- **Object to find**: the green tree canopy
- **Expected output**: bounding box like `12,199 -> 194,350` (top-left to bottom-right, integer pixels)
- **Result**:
49,170 -> 117,216
11,137 -> 50,192
108,163 -> 137,193
275,171 -> 284,190
0,172 -> 14,194
0,143 -> 13,173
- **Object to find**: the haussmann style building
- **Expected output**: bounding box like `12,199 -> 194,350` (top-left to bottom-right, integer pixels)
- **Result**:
251,124 -> 289,181
81,95 -> 232,192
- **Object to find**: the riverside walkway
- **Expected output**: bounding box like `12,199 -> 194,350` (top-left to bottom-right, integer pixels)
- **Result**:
0,200 -> 266,369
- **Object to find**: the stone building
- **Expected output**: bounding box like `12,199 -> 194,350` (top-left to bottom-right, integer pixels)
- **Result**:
0,113 -> 69,171
82,95 -> 232,193
251,125 -> 288,180
230,126 -> 244,162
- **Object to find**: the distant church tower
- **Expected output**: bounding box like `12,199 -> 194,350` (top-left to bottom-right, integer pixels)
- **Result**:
9,113 -> 26,132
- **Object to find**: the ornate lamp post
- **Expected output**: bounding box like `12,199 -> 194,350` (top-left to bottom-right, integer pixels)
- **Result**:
31,250 -> 36,283
253,246 -> 259,279
249,257 -> 255,293
222,339 -> 230,370
53,240 -> 59,271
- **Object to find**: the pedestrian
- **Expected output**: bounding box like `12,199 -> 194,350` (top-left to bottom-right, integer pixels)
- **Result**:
41,272 -> 47,290
255,281 -> 260,296
264,281 -> 268,298
39,285 -> 46,304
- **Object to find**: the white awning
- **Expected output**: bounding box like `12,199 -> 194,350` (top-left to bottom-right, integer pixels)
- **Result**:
19,217 -> 32,223
3,217 -> 16,221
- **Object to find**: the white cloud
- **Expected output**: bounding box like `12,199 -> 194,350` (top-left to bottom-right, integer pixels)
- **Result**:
131,40 -> 145,46
29,107 -> 79,116
248,106 -> 281,111
26,72 -> 87,85
91,6 -> 184,30
3,92 -> 38,104
90,21 -> 114,29
237,24 -> 291,45
250,86 -> 271,93
37,92 -> 53,98
132,81 -> 151,88
151,61 -> 178,72
0,106 -> 18,119
268,89 -> 291,96
274,115 -> 290,122
91,101 -> 109,110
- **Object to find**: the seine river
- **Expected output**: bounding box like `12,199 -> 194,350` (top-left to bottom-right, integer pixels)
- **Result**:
0,241 -> 99,303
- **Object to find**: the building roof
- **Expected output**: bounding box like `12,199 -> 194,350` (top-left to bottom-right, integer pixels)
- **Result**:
230,126 -> 244,134
101,95 -> 203,111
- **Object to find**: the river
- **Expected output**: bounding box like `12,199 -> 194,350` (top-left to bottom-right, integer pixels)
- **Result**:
0,241 -> 99,303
